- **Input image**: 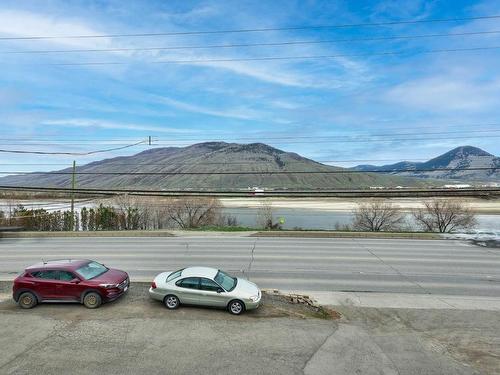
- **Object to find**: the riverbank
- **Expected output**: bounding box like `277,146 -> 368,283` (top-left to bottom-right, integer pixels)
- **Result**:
220,197 -> 500,213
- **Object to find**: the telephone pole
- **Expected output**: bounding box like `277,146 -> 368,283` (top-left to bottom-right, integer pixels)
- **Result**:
70,160 -> 76,230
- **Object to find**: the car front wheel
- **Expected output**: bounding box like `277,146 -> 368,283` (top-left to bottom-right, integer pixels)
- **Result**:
228,300 -> 245,315
83,292 -> 102,309
18,292 -> 37,309
164,295 -> 180,309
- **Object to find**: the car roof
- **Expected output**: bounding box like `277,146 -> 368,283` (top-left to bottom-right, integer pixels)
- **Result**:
26,259 -> 92,272
181,267 -> 218,279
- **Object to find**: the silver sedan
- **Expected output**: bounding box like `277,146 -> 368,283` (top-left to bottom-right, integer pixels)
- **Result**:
149,267 -> 261,315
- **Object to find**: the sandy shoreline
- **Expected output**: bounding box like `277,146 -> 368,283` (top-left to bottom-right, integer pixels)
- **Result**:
1,197 -> 499,214
220,197 -> 500,214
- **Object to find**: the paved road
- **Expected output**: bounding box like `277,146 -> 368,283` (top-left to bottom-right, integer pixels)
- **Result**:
3,283 -> 496,374
0,236 -> 499,297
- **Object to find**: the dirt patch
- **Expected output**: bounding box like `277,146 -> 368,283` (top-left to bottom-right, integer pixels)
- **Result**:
0,281 -> 339,321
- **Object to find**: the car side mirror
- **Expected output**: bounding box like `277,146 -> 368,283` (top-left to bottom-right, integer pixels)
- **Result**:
217,288 -> 224,293
71,278 -> 80,284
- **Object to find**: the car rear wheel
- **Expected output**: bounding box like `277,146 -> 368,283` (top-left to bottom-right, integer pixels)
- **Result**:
228,300 -> 245,315
18,292 -> 37,309
83,292 -> 102,309
164,295 -> 179,309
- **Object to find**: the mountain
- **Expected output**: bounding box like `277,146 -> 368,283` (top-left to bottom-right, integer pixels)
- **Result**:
352,146 -> 499,182
0,142 -> 428,190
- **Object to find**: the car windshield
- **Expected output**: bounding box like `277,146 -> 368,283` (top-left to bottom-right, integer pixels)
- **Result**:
214,270 -> 237,291
76,261 -> 108,280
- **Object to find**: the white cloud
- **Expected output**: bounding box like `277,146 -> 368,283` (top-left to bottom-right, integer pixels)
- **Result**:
385,75 -> 500,113
153,95 -> 265,120
0,8 -> 373,90
0,9 -> 113,49
42,119 -> 193,134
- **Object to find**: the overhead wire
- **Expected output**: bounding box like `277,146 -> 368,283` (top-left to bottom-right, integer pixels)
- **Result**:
28,45 -> 500,67
0,140 -> 147,155
1,14 -> 500,40
2,128 -> 500,143
3,30 -> 500,54
0,134 -> 499,150
0,167 -> 497,175
0,186 -> 497,198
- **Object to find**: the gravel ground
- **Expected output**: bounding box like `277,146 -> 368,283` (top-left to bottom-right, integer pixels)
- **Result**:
0,281 -> 498,374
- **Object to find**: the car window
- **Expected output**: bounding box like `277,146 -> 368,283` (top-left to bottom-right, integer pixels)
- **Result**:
57,271 -> 76,281
214,270 -> 237,291
167,269 -> 183,282
31,270 -> 58,280
176,277 -> 200,289
76,261 -> 108,280
200,278 -> 221,292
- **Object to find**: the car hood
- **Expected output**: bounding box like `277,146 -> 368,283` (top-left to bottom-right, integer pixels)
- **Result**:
234,278 -> 260,297
88,268 -> 128,284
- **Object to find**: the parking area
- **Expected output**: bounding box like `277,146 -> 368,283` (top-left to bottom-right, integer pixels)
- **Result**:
0,282 -> 499,374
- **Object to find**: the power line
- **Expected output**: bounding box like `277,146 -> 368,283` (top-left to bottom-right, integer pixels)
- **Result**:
152,135 -> 500,144
4,30 -> 500,54
3,123 -> 500,142
1,134 -> 499,149
2,128 -> 499,143
35,45 -> 500,66
0,140 -> 147,155
1,167 -> 497,175
1,14 -> 500,40
0,159 -> 431,166
0,186 -> 498,198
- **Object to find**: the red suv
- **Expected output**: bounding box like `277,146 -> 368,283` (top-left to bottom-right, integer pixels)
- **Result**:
13,259 -> 129,309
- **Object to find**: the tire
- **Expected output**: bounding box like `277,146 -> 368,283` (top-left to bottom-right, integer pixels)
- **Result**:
83,292 -> 102,309
164,295 -> 180,310
228,300 -> 245,315
18,292 -> 37,309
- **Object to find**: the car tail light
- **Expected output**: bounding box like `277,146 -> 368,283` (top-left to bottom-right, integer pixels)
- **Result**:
151,281 -> 157,289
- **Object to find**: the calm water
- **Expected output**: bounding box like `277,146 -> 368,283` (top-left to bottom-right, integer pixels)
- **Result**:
1,200 -> 497,237
222,207 -> 500,235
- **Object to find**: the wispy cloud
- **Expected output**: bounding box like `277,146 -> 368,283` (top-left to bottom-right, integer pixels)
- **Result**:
42,119 -> 193,134
0,9 -> 112,49
0,0 -> 498,169
385,74 -> 500,113
152,95 -> 265,120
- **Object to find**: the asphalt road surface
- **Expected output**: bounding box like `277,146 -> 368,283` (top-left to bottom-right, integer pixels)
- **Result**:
3,282 -> 498,374
1,236 -> 499,297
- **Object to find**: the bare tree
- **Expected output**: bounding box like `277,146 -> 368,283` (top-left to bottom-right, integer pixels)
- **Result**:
257,201 -> 281,230
352,201 -> 405,231
166,197 -> 222,229
412,199 -> 477,233
112,195 -> 146,230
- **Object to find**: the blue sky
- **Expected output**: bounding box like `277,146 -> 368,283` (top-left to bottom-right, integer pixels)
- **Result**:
0,0 -> 499,172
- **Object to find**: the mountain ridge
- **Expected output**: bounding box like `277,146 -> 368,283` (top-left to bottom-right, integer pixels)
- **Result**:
0,141 -> 427,190
352,146 -> 499,181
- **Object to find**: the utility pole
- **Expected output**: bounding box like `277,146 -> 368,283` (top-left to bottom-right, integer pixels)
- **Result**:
70,160 -> 76,231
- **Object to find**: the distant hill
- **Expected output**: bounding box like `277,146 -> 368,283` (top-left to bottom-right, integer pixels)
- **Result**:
0,142 -> 428,190
352,146 -> 499,182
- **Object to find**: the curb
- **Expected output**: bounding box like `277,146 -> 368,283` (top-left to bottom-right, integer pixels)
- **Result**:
0,231 -> 174,238
250,231 -> 442,239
